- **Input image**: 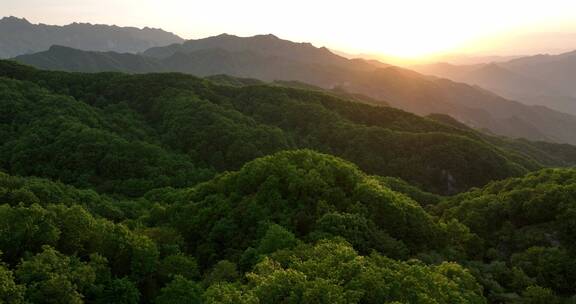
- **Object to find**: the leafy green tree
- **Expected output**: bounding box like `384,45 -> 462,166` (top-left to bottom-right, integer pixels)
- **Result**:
203,283 -> 258,304
310,212 -> 408,258
256,224 -> 298,255
0,261 -> 24,304
158,254 -> 200,283
204,261 -> 240,286
244,240 -> 486,304
511,247 -> 576,293
522,286 -> 559,304
15,246 -> 99,304
0,204 -> 60,264
97,277 -> 140,304
154,275 -> 203,304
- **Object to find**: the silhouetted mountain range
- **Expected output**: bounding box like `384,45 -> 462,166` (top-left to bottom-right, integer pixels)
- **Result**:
414,50 -> 576,116
14,34 -> 576,145
145,33 -> 356,67
0,16 -> 183,58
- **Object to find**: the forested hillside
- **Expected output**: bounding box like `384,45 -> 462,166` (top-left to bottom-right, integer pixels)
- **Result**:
15,34 -> 576,145
1,61 -> 576,303
4,60 -> 575,195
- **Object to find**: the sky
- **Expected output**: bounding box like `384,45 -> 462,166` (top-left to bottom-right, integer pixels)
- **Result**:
5,0 -> 576,62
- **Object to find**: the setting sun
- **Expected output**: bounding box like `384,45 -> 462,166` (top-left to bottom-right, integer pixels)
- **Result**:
6,0 -> 576,62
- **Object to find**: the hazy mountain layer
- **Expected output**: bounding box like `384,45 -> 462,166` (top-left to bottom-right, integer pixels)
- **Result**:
414,50 -> 576,116
14,34 -> 576,145
0,16 -> 184,58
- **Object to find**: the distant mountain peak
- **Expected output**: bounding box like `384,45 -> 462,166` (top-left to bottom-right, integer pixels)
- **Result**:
0,16 -> 31,25
0,17 -> 185,58
255,33 -> 280,39
216,33 -> 236,38
211,33 -> 280,41
48,45 -> 79,52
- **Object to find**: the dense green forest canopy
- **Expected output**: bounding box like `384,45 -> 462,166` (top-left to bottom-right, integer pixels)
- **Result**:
3,60 -> 576,195
1,61 -> 576,303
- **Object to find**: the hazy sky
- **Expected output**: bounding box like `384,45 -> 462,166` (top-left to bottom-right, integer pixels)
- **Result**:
5,0 -> 576,59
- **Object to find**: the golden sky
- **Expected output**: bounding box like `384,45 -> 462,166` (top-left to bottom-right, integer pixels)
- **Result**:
5,0 -> 576,61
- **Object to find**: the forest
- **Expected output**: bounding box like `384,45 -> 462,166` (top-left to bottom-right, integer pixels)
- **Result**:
1,60 -> 576,303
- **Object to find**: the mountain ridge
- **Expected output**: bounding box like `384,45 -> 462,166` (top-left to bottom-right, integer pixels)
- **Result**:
14,35 -> 576,145
413,50 -> 576,116
0,16 -> 184,58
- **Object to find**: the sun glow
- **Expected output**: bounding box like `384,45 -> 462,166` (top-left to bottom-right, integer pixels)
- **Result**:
5,0 -> 576,63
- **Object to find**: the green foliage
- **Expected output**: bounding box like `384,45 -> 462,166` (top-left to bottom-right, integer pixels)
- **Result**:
438,168 -> 576,242
377,176 -> 443,206
150,93 -> 288,170
522,286 -> 559,304
15,246 -> 100,303
310,212 -> 409,258
0,77 -> 214,197
439,168 -> 576,299
154,276 -> 203,304
96,277 -> 141,304
170,150 -> 442,266
203,283 -> 258,304
158,254 -> 200,283
255,224 -> 299,255
511,247 -> 576,293
0,61 -> 560,194
204,261 -> 240,286
0,171 -> 123,219
1,61 -> 576,303
242,239 -> 486,304
0,261 -> 24,304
